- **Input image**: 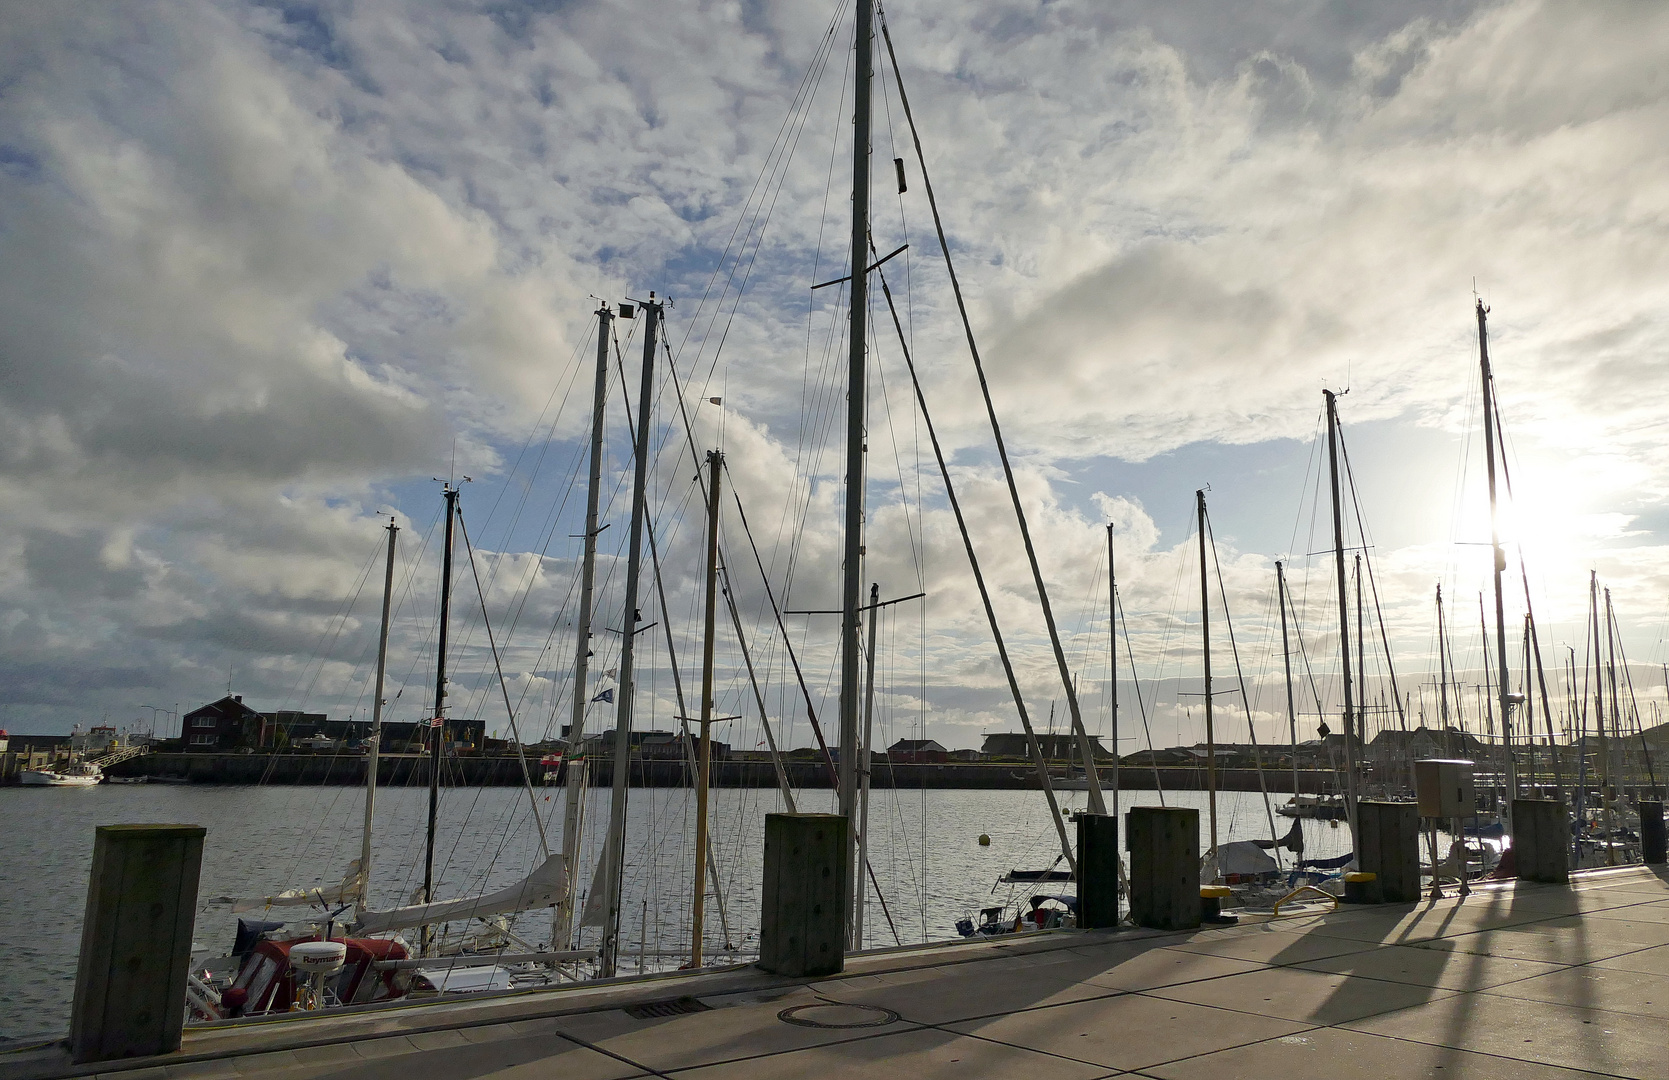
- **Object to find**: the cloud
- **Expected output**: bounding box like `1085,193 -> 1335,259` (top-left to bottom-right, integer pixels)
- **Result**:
1,0 -> 1666,753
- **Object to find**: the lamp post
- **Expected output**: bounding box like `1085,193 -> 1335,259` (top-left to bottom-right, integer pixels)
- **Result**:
138,705 -> 165,741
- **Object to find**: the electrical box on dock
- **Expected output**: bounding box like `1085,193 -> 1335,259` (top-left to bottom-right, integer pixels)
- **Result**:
1415,759 -> 1475,818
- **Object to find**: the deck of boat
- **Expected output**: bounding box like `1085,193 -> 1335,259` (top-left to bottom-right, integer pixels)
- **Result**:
12,863 -> 1669,1080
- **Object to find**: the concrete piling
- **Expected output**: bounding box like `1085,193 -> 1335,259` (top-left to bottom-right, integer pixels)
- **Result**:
1641,801 -> 1666,865
759,813 -> 847,978
1511,799 -> 1570,884
1357,801 -> 1421,902
70,824 -> 206,1064
1126,807 -> 1200,931
1076,813 -> 1120,929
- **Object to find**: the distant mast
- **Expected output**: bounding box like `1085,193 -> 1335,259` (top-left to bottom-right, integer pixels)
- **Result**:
555,301 -> 614,948
423,484 -> 459,955
358,518 -> 397,907
1196,489 -> 1219,865
1323,390 -> 1360,839
1475,300 -> 1518,802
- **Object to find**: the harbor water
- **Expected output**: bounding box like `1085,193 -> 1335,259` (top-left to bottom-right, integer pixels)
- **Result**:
0,783 -> 1350,1042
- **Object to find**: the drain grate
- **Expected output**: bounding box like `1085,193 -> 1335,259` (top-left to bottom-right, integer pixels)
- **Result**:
624,996 -> 713,1020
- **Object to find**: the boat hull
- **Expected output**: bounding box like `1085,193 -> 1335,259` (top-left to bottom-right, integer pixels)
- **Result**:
20,769 -> 102,786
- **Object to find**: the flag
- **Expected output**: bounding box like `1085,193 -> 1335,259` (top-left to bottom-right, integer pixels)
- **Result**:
709,396 -> 722,405
591,688 -> 614,704
426,717 -> 444,728
605,668 -> 617,678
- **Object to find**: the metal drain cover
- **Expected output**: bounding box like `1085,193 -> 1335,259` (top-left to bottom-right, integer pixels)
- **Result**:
777,1002 -> 901,1029
624,996 -> 713,1019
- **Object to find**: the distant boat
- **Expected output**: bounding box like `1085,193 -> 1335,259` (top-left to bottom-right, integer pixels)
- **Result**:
1277,793 -> 1347,820
20,761 -> 103,786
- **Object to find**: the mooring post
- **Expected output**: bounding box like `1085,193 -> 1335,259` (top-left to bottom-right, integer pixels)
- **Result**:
759,813 -> 847,977
1511,799 -> 1570,884
1356,801 -> 1420,902
1126,806 -> 1199,931
1076,813 -> 1119,929
1640,801 -> 1666,865
70,824 -> 206,1063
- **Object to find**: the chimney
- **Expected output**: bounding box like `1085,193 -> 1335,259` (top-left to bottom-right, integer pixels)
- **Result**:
234,695 -> 243,703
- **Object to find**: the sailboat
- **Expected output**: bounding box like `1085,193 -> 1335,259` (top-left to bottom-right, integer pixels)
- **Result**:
196,501 -> 579,1020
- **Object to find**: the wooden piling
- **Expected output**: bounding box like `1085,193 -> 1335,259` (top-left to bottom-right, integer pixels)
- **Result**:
1126,807 -> 1199,931
1511,799 -> 1570,884
759,813 -> 847,977
1076,813 -> 1120,929
70,824 -> 205,1063
1357,801 -> 1421,902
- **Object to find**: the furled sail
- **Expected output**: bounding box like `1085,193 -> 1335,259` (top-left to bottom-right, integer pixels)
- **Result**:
231,859 -> 364,913
352,855 -> 567,935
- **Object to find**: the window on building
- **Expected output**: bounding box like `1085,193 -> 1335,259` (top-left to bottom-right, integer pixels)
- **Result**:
190,733 -> 217,746
192,715 -> 217,728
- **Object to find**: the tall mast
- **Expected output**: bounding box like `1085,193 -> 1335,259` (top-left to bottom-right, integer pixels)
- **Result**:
423,484 -> 458,954
359,519 -> 397,906
1196,489 -> 1219,863
556,302 -> 613,947
1323,390 -> 1359,837
1108,524 -> 1120,829
690,450 -> 722,969
1277,562 -> 1299,802
599,294 -> 661,977
1476,300 -> 1516,800
837,0 -> 874,938
1437,584 -> 1450,728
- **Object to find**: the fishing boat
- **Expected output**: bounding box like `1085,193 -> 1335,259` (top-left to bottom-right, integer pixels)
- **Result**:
20,761 -> 103,786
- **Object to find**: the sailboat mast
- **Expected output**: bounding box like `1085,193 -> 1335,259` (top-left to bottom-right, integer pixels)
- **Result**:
1196,489 -> 1219,861
556,302 -> 613,947
691,450 -> 722,969
1277,561 -> 1299,801
1323,389 -> 1360,836
1476,300 -> 1517,799
838,0 -> 874,938
423,485 -> 458,954
599,295 -> 661,977
1355,555 -> 1367,759
854,582 -> 880,949
1437,585 -> 1450,727
1108,524 -> 1120,828
359,519 -> 397,906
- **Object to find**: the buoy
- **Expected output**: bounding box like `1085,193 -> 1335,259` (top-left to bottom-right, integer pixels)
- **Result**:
977,834 -> 991,846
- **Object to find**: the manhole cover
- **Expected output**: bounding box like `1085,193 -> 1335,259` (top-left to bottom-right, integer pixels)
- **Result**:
777,1002 -> 901,1029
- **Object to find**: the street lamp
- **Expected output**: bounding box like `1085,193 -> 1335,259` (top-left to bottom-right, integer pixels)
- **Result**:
139,704 -> 171,740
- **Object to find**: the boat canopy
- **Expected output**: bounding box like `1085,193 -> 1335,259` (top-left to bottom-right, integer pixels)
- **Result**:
353,854 -> 567,934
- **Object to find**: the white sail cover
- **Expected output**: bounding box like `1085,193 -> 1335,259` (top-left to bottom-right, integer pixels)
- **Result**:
352,854 -> 567,935
231,859 -> 364,913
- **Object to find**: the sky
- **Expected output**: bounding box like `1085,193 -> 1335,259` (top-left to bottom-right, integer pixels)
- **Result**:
3,0 -> 1669,756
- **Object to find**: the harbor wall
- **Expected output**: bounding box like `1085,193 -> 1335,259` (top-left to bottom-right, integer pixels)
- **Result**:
95,753 -> 1349,792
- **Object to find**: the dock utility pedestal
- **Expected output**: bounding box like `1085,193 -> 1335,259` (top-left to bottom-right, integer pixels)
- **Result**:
759,814 -> 847,978
1356,801 -> 1420,902
1126,807 -> 1199,931
1512,799 -> 1570,884
70,823 -> 205,1064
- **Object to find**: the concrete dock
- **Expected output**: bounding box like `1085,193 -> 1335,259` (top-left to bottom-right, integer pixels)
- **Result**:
10,864 -> 1669,1080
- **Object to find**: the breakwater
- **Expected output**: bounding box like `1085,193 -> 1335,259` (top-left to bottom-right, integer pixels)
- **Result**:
103,752 -> 1345,792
